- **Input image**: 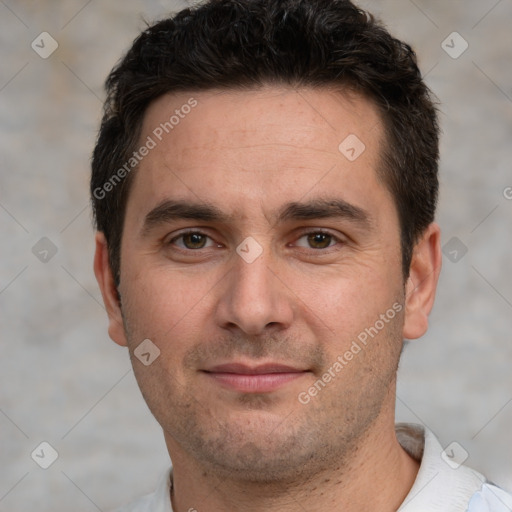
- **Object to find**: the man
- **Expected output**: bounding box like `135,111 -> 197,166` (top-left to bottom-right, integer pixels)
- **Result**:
91,0 -> 511,510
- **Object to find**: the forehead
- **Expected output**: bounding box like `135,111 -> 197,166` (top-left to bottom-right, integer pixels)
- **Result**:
126,86 -> 390,226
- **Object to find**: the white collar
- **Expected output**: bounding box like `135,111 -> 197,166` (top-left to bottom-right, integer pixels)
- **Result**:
397,423 -> 486,512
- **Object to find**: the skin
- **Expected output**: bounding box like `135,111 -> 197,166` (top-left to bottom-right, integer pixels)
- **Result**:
94,86 -> 442,512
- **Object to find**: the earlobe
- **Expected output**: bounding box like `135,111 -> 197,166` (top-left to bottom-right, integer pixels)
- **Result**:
93,232 -> 128,347
402,223 -> 442,340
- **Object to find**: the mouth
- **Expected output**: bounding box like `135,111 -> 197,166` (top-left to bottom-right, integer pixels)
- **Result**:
201,363 -> 309,393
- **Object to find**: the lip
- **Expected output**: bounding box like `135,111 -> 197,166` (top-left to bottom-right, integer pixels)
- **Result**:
206,363 -> 305,374
202,363 -> 309,393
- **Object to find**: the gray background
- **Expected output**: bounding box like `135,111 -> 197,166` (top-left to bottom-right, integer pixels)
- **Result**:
1,1 -> 511,510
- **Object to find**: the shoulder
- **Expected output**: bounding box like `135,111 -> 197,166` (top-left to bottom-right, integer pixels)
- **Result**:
108,468 -> 173,512
467,483 -> 512,512
111,493 -> 153,512
396,423 -> 511,512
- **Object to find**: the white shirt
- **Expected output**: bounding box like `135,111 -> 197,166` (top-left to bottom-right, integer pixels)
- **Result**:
112,423 -> 512,512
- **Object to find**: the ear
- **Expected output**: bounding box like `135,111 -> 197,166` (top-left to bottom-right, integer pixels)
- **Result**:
402,222 -> 442,340
93,232 -> 128,346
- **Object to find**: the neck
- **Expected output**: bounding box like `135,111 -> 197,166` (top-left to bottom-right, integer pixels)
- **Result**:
166,411 -> 419,512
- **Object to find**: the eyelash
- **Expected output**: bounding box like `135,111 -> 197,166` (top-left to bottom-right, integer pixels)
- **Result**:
167,229 -> 345,252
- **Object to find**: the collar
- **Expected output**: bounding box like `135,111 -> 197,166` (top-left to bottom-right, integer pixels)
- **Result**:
397,423 -> 486,512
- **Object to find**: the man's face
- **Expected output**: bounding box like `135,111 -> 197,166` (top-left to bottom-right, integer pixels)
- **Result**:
111,86 -> 410,481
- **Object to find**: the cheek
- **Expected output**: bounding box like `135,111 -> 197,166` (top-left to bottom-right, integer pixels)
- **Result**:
119,264 -> 216,347
292,263 -> 401,347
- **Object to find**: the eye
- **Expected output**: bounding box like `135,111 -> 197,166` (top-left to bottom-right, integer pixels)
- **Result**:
294,230 -> 342,250
169,231 -> 216,250
167,229 -> 343,252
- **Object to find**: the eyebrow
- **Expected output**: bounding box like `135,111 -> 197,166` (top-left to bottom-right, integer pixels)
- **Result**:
141,197 -> 373,236
277,199 -> 372,228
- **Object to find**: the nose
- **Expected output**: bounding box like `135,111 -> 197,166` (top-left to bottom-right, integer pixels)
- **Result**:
214,246 -> 294,336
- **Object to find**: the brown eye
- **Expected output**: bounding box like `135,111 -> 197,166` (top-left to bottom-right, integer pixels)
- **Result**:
291,230 -> 345,252
306,232 -> 333,249
182,233 -> 207,249
170,232 -> 213,250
